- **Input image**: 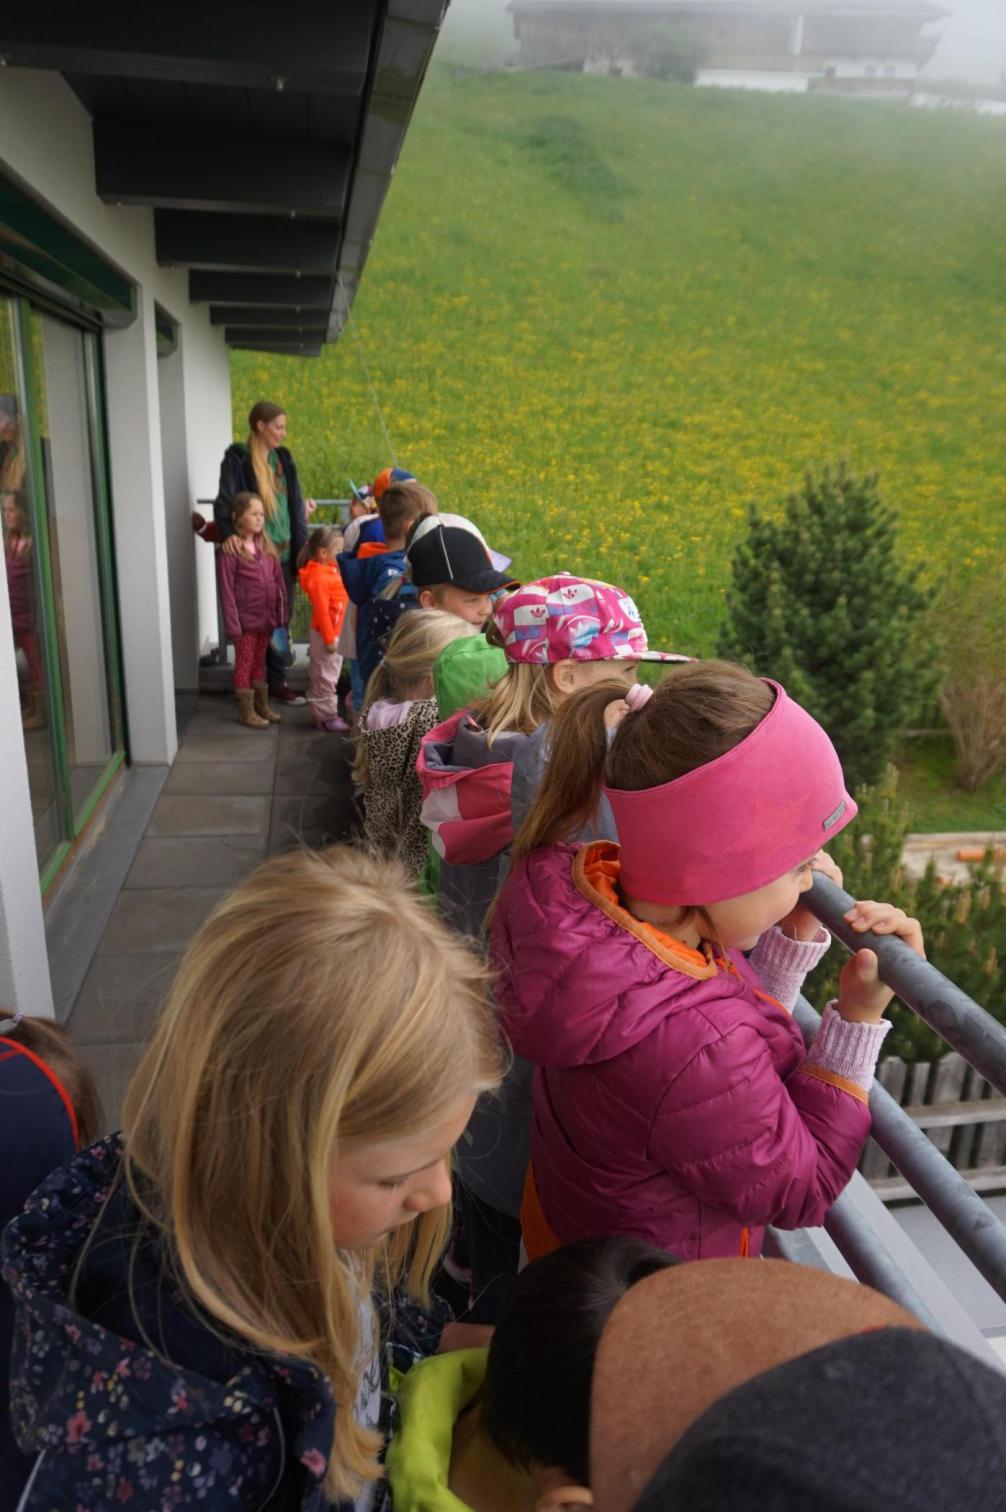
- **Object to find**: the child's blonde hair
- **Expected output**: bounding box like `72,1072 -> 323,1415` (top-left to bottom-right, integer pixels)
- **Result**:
230,491 -> 279,558
476,661 -> 559,749
116,847 -> 501,1502
353,610 -> 477,788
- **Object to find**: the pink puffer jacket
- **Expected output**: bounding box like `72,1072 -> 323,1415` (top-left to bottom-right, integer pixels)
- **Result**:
491,841 -> 877,1260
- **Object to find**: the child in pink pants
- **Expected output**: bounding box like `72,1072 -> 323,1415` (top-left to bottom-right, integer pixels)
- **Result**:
297,526 -> 349,732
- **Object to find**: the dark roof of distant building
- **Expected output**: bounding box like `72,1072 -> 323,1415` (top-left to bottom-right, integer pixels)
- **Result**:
509,1 -> 946,19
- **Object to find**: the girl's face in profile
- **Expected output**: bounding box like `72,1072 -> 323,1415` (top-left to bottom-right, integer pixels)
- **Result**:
328,1095 -> 474,1249
705,858 -> 816,952
239,499 -> 266,537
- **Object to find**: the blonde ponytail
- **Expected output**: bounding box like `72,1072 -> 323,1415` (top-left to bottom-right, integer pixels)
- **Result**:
247,400 -> 285,521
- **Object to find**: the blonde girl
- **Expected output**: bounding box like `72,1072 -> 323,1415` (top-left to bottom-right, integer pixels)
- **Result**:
417,574 -> 685,1324
2,847 -> 501,1510
418,574 -> 686,942
355,609 -> 478,880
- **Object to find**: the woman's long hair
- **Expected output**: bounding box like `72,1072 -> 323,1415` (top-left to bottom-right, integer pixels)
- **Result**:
247,400 -> 285,522
114,847 -> 501,1501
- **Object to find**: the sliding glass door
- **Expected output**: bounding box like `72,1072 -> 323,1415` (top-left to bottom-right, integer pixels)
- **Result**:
1,293 -> 125,888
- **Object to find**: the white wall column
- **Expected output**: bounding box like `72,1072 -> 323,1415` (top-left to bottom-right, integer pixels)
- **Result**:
157,338 -> 199,692
103,291 -> 178,763
0,569 -> 54,1017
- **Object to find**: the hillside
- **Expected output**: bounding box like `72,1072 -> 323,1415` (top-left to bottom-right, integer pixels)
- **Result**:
232,69 -> 1006,654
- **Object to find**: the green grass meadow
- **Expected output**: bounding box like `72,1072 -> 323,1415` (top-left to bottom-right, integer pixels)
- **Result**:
232,69 -> 1006,825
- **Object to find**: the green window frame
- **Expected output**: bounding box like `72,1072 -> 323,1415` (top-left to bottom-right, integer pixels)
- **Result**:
6,288 -> 128,894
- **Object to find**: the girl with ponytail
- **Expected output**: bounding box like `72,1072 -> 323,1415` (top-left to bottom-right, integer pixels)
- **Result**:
494,660 -> 925,1265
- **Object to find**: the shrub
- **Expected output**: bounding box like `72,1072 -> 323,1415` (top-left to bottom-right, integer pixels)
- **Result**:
803,766 -> 1006,1062
936,565 -> 1006,791
627,23 -> 706,83
718,464 -> 934,793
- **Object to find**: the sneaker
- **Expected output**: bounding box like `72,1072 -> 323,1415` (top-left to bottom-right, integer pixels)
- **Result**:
316,716 -> 350,733
269,684 -> 307,706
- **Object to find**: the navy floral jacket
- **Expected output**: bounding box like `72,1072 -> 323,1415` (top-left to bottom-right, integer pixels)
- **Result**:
1,1136 -> 447,1510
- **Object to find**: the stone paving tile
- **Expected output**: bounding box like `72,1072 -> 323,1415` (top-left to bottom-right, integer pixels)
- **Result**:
125,835 -> 267,889
163,760 -> 276,796
273,753 -> 352,797
79,1041 -> 148,1134
268,794 -> 359,854
98,888 -> 225,955
68,951 -> 180,1044
147,794 -> 270,838
178,714 -> 270,743
173,732 -> 277,764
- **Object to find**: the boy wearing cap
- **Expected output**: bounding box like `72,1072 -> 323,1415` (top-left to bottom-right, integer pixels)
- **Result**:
337,481 -> 437,687
408,522 -> 515,630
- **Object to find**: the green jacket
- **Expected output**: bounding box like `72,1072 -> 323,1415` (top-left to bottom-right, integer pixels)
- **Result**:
386,1348 -> 487,1512
421,636 -> 508,895
434,636 -> 507,720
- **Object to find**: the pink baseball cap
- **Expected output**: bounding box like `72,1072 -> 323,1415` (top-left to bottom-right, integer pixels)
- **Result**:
492,574 -> 688,666
605,680 -> 857,905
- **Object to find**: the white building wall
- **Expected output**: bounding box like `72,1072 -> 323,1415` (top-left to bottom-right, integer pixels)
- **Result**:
0,68 -> 233,1008
0,67 -> 232,756
697,69 -> 813,93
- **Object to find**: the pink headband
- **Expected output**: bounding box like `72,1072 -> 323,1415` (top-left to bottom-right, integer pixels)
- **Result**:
604,680 -> 857,906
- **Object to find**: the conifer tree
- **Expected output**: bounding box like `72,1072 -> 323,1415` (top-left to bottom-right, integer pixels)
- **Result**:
717,464 -> 932,793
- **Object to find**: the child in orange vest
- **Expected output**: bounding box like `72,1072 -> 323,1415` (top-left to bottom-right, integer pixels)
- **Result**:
297,526 -> 350,732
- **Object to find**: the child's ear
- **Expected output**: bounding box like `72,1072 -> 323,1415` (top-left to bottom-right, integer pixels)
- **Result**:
418,589 -> 435,610
550,659 -> 580,696
535,1468 -> 593,1512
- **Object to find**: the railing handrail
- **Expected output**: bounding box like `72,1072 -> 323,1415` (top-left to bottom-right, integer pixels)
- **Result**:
792,996 -> 1006,1307
807,873 -> 1006,1098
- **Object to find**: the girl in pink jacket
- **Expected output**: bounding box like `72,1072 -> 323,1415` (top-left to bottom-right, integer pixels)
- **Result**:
491,660 -> 924,1263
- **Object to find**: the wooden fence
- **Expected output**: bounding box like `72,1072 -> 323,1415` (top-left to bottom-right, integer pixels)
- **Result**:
864,1053 -> 1006,1201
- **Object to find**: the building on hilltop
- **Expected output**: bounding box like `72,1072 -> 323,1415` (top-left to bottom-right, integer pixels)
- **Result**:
508,1 -> 946,98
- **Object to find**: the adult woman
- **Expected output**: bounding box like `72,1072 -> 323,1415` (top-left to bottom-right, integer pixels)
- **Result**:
214,400 -> 312,704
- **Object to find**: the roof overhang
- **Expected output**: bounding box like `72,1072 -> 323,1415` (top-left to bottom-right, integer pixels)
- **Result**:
0,0 -> 448,356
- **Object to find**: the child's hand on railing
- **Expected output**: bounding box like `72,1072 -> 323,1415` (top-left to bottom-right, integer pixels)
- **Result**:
837,902 -> 926,1023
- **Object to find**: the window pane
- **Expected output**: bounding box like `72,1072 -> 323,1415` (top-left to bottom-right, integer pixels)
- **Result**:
33,312 -> 117,825
0,298 -> 63,871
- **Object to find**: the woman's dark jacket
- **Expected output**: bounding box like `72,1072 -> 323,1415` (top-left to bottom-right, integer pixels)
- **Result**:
213,442 -> 309,564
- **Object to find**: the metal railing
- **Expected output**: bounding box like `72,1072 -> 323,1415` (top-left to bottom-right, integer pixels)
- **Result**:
766,874 -> 1006,1368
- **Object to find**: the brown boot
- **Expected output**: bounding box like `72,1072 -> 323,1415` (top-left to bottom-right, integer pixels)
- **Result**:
252,683 -> 281,724
236,688 -> 269,729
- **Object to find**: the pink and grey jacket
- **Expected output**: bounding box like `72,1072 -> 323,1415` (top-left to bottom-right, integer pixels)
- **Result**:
417,710 -> 525,939
491,841 -> 890,1260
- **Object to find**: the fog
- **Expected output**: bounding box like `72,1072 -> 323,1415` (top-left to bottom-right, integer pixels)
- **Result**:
441,0 -> 1006,86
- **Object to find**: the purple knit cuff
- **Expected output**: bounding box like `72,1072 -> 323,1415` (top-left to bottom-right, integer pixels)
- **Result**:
806,1003 -> 892,1091
749,924 -> 831,1011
